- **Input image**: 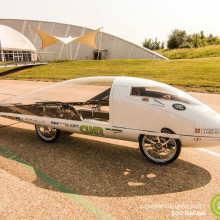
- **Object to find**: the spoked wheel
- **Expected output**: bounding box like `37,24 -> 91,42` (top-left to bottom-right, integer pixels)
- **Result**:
139,135 -> 181,165
35,125 -> 60,143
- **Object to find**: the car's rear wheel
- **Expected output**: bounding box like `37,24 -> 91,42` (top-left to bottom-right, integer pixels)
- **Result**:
35,125 -> 60,143
139,133 -> 181,165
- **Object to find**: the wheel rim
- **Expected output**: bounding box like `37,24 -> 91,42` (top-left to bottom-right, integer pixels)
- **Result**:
36,125 -> 57,141
142,135 -> 177,163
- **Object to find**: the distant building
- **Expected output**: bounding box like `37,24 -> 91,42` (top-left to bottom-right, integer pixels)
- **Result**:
0,19 -> 167,61
0,25 -> 37,62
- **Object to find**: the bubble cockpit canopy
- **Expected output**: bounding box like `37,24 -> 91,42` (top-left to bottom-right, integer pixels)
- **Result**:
0,76 -> 116,106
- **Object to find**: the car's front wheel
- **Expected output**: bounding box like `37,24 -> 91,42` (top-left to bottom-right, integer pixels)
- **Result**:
139,134 -> 181,165
35,125 -> 60,143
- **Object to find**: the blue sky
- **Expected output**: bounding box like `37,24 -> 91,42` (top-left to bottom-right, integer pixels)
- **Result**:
1,0 -> 220,46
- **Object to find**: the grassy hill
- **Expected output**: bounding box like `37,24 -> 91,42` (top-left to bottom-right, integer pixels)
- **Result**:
156,45 -> 220,59
0,57 -> 220,93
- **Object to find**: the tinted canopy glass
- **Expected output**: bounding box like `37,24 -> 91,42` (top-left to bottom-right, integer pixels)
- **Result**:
131,85 -> 204,106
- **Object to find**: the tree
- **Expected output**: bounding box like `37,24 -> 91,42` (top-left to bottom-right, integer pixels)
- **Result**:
143,30 -> 220,50
161,41 -> 165,50
200,31 -> 205,40
143,38 -> 154,50
167,29 -> 187,49
143,38 -> 162,50
207,34 -> 220,45
153,38 -> 161,50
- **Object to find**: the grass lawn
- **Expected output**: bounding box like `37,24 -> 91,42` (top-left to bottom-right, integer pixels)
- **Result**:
156,45 -> 220,59
0,58 -> 220,93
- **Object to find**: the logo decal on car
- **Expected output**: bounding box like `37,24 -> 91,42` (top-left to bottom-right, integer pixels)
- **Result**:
70,124 -> 79,128
195,128 -> 220,134
80,125 -> 104,136
51,121 -> 59,125
142,97 -> 149,102
152,99 -> 165,107
201,128 -> 220,134
106,128 -> 123,133
193,138 -> 201,141
173,103 -> 186,111
195,128 -> 201,134
8,116 -> 15,120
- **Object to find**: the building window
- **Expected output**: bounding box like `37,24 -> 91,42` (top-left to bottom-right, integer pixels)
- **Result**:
2,51 -> 32,62
4,51 -> 13,61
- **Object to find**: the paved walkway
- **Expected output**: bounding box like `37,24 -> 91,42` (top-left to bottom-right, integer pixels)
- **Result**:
0,62 -> 47,68
0,80 -> 219,219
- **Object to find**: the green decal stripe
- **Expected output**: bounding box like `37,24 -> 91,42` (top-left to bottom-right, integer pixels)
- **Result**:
0,147 -> 114,220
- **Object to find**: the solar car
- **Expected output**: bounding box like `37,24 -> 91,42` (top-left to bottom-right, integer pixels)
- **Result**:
0,76 -> 219,165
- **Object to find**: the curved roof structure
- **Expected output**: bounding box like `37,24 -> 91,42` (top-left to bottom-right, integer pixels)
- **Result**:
0,19 -> 167,60
0,25 -> 36,51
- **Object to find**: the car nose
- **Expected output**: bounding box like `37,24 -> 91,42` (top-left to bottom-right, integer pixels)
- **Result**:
195,108 -> 220,137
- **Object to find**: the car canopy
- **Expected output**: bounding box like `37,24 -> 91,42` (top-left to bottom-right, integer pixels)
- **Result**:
0,76 -> 116,106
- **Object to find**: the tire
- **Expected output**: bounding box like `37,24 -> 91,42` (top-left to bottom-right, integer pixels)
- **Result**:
139,132 -> 181,165
35,125 -> 60,143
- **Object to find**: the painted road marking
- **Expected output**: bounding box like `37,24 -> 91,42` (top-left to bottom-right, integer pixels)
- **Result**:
198,148 -> 220,158
0,147 -> 114,220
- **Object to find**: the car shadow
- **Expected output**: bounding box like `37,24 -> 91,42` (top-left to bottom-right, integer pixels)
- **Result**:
0,125 -> 212,197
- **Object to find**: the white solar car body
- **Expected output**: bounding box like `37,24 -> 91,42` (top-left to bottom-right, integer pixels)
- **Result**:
0,76 -> 219,165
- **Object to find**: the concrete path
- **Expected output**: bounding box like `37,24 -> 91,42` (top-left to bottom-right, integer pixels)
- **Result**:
0,80 -> 219,219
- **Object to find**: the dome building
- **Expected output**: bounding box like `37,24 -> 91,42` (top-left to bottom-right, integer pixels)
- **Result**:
0,25 -> 37,62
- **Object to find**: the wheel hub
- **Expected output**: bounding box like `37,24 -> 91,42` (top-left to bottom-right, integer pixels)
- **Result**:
155,143 -> 162,150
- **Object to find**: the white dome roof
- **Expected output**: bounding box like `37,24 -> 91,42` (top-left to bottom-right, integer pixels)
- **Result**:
0,25 -> 36,51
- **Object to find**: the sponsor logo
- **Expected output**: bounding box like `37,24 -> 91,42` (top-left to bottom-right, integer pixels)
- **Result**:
151,99 -> 165,107
210,194 -> 220,217
7,116 -> 23,121
51,121 -> 59,125
106,128 -> 123,133
195,128 -> 220,134
201,128 -> 220,135
60,122 -> 70,127
173,103 -> 186,111
142,97 -> 149,102
25,118 -> 32,121
58,122 -> 79,128
8,116 -> 15,120
154,99 -> 165,106
15,117 -> 23,121
70,124 -> 79,128
80,125 -> 104,136
195,128 -> 201,134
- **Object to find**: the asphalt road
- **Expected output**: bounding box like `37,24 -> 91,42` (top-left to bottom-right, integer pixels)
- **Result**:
0,80 -> 220,219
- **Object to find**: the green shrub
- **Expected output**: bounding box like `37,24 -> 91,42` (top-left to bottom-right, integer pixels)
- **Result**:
179,42 -> 193,49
